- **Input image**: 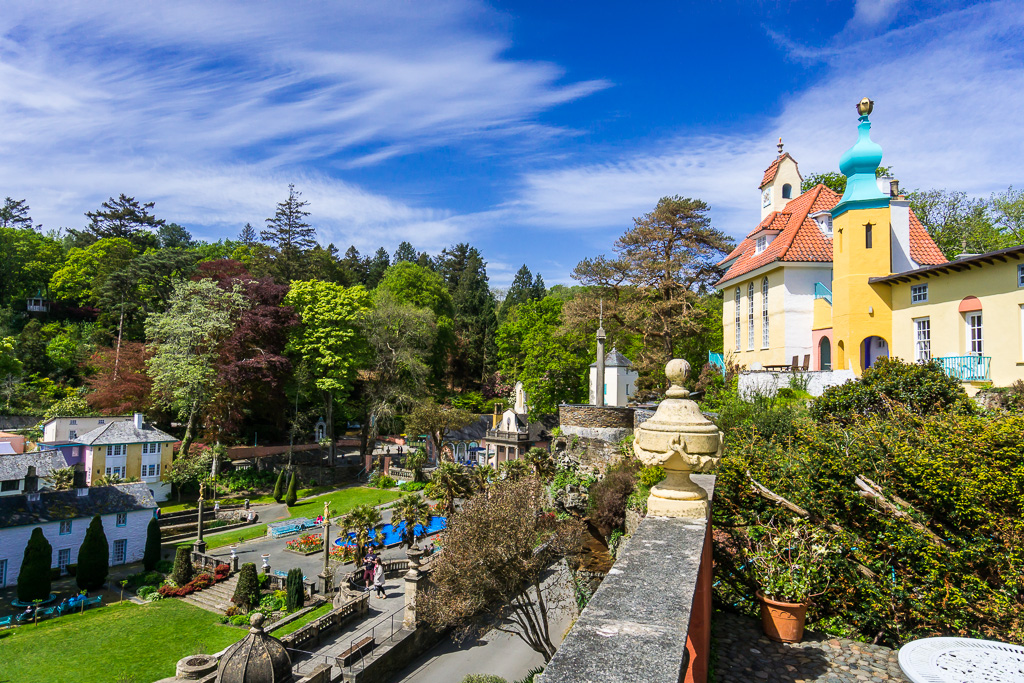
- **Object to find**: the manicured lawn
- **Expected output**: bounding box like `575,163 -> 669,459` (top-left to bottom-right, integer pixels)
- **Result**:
158,486 -> 336,513
269,601 -> 334,637
0,599 -> 245,683
178,486 -> 402,550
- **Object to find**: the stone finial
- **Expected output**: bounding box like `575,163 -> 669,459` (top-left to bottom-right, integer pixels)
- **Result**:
633,360 -> 722,519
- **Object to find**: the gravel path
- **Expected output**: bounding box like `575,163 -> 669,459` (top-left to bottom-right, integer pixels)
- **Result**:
713,610 -> 910,683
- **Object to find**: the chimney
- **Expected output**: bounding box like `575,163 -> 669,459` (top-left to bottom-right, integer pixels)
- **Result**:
889,179 -> 900,198
134,412 -> 144,429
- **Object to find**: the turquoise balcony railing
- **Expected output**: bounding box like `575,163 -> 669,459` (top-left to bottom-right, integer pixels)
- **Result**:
708,352 -> 725,375
934,355 -> 991,382
814,282 -> 832,305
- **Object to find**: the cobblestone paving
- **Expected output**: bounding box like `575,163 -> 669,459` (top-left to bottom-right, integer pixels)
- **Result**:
713,610 -> 910,683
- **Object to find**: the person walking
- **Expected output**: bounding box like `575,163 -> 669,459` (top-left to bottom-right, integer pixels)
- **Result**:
363,551 -> 376,590
373,558 -> 386,598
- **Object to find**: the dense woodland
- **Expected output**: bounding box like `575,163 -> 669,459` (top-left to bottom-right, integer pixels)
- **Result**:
0,190 -> 730,456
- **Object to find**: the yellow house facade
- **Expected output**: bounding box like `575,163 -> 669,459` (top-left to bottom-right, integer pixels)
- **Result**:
77,413 -> 175,501
718,99 -> 1024,392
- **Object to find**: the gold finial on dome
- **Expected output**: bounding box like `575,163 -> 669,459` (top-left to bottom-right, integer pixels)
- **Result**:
857,97 -> 874,116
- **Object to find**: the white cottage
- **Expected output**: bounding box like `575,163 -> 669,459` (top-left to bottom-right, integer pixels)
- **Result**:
588,348 -> 639,407
0,482 -> 157,587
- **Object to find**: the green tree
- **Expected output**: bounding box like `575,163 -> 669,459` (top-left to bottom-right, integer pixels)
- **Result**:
232,562 -> 261,611
73,194 -> 165,248
45,466 -> 76,491
340,504 -> 383,567
392,241 -> 418,264
391,493 -> 433,548
285,471 -> 298,507
157,223 -> 193,249
470,464 -> 496,495
340,246 -> 369,286
164,447 -> 213,501
238,222 -> 258,246
0,197 -> 35,229
496,297 -> 589,414
425,461 -> 471,517
144,517 -> 162,571
284,280 -> 372,466
172,546 -> 194,587
991,186 -> 1024,245
801,165 -> 893,195
0,224 -> 62,307
437,244 -> 497,390
365,247 -> 391,289
498,264 -> 545,321
524,447 -> 556,481
146,279 -> 247,457
405,447 -> 428,483
77,515 -> 109,591
17,527 -> 52,602
376,262 -> 454,318
406,400 -> 476,463
272,469 -> 286,503
908,189 -> 1002,259
49,238 -> 138,306
286,567 -> 305,611
261,184 -> 317,282
570,196 -> 733,389
42,394 -> 92,421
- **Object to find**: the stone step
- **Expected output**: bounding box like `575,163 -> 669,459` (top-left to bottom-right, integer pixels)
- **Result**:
181,575 -> 240,614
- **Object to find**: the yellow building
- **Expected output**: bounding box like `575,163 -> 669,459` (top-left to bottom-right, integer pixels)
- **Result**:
717,99 -> 1023,392
77,413 -> 175,501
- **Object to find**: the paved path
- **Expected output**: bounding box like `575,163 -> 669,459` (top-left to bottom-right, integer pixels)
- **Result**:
713,610 -> 910,683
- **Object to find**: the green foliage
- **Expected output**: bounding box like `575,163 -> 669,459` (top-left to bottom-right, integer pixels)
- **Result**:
285,567 -> 304,612
524,447 -> 556,481
77,515 -> 109,591
272,469 -> 286,503
404,447 -> 428,483
17,527 -> 53,602
171,546 -> 194,587
369,472 -> 397,489
809,357 -> 974,425
745,519 -> 838,603
460,676 -> 507,683
399,481 -> 426,492
588,460 -> 639,536
377,261 -> 454,319
801,166 -> 892,196
232,563 -> 261,612
425,461 -> 472,516
515,667 -> 545,683
391,493 -> 433,548
143,517 -> 162,571
284,471 -> 298,507
637,465 -> 665,489
49,238 -> 138,305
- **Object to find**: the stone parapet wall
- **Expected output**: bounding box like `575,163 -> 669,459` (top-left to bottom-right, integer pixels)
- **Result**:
559,405 -> 634,430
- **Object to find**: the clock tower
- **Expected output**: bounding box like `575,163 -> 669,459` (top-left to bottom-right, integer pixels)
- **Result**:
759,138 -> 803,220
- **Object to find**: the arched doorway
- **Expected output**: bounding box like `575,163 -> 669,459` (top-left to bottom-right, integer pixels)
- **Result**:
819,337 -> 832,371
860,336 -> 889,370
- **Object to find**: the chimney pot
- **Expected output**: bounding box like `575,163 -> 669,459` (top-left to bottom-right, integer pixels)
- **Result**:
890,179 -> 900,197
134,413 -> 144,429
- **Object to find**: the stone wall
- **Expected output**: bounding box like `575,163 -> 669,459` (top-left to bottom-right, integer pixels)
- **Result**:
559,405 -> 634,429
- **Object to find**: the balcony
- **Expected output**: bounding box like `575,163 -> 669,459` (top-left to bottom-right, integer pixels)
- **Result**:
814,282 -> 832,305
486,429 -> 530,442
934,355 -> 991,382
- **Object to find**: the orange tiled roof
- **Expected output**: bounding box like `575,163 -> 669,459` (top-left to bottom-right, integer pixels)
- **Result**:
759,153 -> 795,189
715,185 -> 947,286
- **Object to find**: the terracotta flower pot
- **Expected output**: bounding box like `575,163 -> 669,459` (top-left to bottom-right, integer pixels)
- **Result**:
756,591 -> 808,643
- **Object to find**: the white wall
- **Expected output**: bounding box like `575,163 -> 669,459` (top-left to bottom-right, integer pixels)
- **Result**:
783,266 -> 832,365
738,369 -> 856,398
588,365 -> 639,407
0,507 -> 153,587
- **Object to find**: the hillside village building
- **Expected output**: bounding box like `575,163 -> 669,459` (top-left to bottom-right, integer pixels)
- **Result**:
75,414 -> 176,501
716,100 -> 1024,393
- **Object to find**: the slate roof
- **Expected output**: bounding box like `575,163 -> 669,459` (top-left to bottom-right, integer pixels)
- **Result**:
75,418 -> 176,446
0,482 -> 157,528
0,450 -> 68,481
589,347 -> 634,369
716,184 -> 946,286
443,415 -> 492,442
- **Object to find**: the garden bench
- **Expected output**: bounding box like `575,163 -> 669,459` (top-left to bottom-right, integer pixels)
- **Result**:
35,606 -> 57,619
338,636 -> 375,666
0,615 -> 12,626
83,596 -> 102,608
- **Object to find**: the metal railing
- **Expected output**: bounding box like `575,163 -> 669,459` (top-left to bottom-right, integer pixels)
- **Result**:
486,429 -> 530,441
934,355 -> 991,381
814,282 -> 833,305
341,605 -> 406,673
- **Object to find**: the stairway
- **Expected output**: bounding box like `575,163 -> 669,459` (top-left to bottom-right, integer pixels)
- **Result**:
181,574 -> 240,614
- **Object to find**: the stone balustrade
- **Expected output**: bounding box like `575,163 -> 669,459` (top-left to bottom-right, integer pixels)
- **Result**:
281,593 -> 369,651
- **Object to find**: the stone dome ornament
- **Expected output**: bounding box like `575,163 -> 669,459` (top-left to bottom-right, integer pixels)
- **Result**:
215,613 -> 292,683
633,359 -> 722,519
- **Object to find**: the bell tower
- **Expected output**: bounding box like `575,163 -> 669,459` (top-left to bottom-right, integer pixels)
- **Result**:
759,138 -> 803,220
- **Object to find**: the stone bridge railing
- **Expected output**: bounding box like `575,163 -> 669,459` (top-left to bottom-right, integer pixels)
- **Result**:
539,475 -> 715,683
281,593 -> 369,651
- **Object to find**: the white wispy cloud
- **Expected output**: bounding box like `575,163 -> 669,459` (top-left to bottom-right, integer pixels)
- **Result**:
511,1 -> 1024,247
0,0 -> 607,253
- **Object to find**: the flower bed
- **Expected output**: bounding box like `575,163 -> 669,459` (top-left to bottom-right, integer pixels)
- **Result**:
284,533 -> 324,555
158,564 -> 232,598
330,544 -> 354,564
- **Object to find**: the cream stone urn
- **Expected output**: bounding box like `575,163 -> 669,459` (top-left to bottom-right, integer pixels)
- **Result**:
633,359 -> 723,519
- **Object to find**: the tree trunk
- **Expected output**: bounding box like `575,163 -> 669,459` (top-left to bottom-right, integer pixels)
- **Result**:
179,400 -> 199,459
113,303 -> 125,381
325,390 -> 335,468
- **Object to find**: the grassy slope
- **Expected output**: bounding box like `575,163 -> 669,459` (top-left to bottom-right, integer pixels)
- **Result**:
0,600 -> 244,683
269,601 -> 334,638
179,486 -> 402,550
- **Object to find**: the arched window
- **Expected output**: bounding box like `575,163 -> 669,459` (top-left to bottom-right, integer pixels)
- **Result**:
734,288 -> 741,351
782,183 -> 792,199
747,282 -> 755,350
761,277 -> 769,348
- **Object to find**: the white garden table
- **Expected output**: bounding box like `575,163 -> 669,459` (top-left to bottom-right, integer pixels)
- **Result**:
898,637 -> 1024,682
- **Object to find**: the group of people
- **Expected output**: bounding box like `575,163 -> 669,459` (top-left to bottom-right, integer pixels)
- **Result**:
362,551 -> 387,598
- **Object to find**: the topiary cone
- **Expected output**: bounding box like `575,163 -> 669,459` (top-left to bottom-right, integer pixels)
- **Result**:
272,469 -> 285,503
284,471 -> 298,507
18,527 -> 52,602
76,515 -> 109,591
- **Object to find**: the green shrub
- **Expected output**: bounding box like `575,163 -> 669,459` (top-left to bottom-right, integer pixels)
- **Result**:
370,472 -> 396,489
17,527 -> 52,602
76,515 -> 109,591
230,614 -> 250,626
272,469 -> 286,503
776,387 -> 795,399
143,517 -> 161,571
232,562 -> 261,612
67,563 -> 77,576
460,676 -> 507,683
809,357 -> 974,424
588,464 -> 638,536
285,567 -> 304,612
637,465 -> 665,489
399,481 -> 426,492
171,546 -> 194,587
515,666 -> 544,683
284,472 -> 298,507
155,559 -> 173,573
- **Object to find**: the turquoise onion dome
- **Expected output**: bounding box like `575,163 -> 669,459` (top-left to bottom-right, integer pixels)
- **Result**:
833,98 -> 889,217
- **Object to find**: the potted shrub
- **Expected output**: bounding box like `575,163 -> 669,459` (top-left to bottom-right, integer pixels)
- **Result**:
746,521 -> 832,643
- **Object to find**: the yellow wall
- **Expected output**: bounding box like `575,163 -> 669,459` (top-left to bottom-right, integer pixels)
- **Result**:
812,296 -> 833,331
890,259 -> 1024,388
831,206 -> 894,374
89,442 -> 173,480
721,267 -> 789,367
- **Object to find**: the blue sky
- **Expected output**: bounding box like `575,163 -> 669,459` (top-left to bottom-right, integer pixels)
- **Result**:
1,0 -> 1022,286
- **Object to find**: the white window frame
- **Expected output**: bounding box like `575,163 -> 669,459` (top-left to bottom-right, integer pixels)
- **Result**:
967,312 -> 983,355
915,318 -> 931,362
108,444 -> 126,457
816,215 -> 833,237
68,430 -> 77,439
59,520 -> 72,535
1018,264 -> 1024,288
761,277 -> 770,349
755,235 -> 767,254
58,548 -> 71,574
142,459 -> 161,478
112,539 -> 127,565
911,283 -> 928,304
747,282 -> 755,350
141,442 -> 160,455
116,513 -> 127,527
734,288 -> 741,352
